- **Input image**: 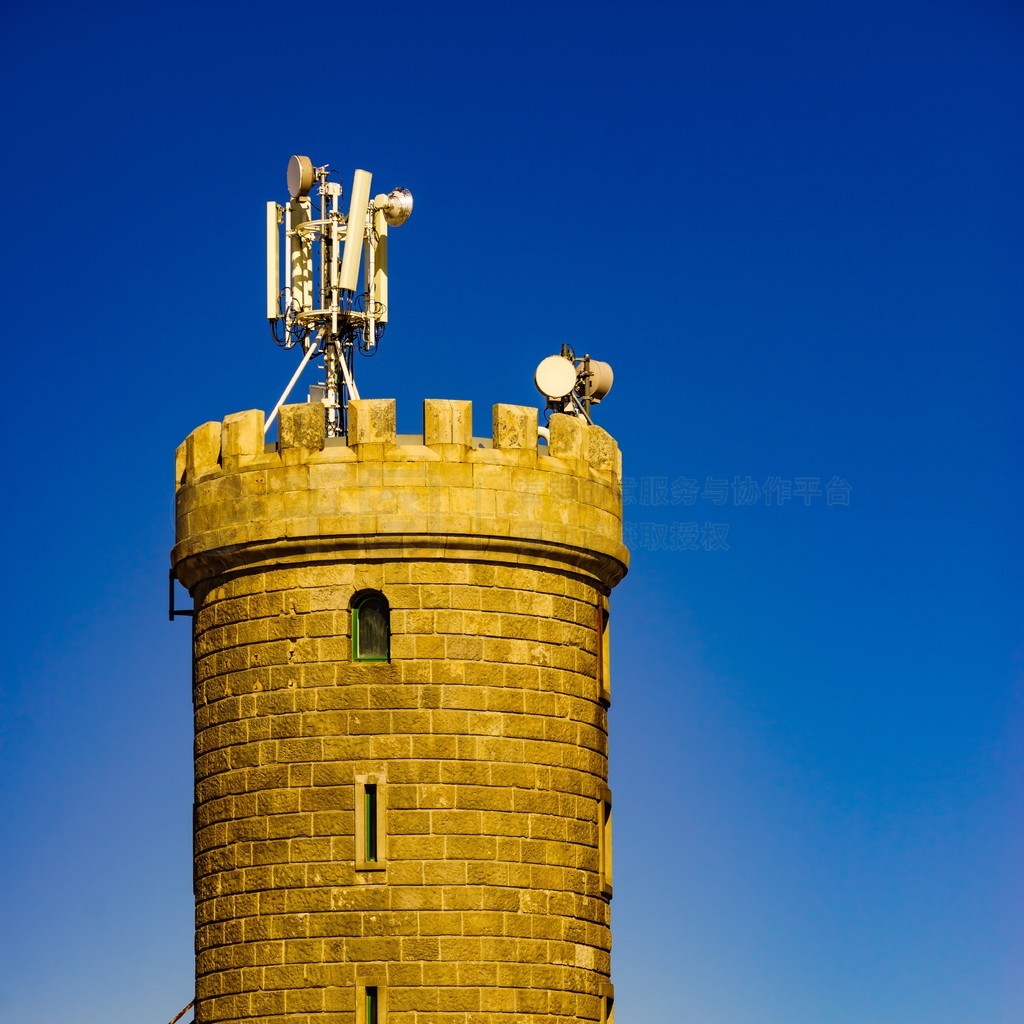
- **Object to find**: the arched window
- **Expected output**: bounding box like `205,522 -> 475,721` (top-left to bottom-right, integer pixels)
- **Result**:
352,590 -> 390,662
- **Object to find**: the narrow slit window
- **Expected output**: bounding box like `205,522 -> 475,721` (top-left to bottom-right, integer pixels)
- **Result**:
357,983 -> 385,1024
352,591 -> 390,662
598,785 -> 613,898
364,784 -> 378,863
597,600 -> 611,706
355,775 -> 386,871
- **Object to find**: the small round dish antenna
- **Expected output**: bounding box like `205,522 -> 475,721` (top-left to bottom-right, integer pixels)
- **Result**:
533,346 -> 615,424
535,355 -> 579,399
287,154 -> 315,198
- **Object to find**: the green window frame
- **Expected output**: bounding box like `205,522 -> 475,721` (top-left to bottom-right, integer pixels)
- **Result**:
355,774 -> 386,871
352,590 -> 390,662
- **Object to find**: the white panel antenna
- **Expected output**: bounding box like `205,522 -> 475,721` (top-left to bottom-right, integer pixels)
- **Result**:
265,202 -> 280,320
339,170 -> 372,294
371,206 -> 389,324
265,156 -> 414,437
534,346 -> 615,425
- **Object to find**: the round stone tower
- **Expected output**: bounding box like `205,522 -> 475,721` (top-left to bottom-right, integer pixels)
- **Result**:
172,396 -> 628,1024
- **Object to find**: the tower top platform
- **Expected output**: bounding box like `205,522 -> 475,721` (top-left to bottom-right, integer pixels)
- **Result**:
173,398 -> 628,596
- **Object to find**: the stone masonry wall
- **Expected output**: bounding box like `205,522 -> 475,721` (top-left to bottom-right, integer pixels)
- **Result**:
173,399 -> 627,1024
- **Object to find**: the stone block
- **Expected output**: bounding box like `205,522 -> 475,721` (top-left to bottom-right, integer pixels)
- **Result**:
424,398 -> 472,448
548,412 -> 588,462
278,403 -> 325,451
587,424 -> 619,474
222,409 -> 265,460
348,398 -> 396,447
492,403 -> 537,450
187,421 -> 221,479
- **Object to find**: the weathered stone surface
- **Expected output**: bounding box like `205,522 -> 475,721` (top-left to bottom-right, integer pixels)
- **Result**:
349,397 -> 397,447
222,408 -> 264,461
492,404 -> 537,451
424,398 -> 472,449
278,402 -> 325,451
186,421 -> 221,479
548,412 -> 587,463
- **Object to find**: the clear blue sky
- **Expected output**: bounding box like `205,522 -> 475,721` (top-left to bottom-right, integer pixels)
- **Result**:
1,1 -> 1020,1021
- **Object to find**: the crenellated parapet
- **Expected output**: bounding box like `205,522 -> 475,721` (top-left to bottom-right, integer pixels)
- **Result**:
173,399 -> 627,595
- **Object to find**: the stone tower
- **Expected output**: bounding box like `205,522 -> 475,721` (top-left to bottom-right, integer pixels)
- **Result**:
172,396 -> 628,1024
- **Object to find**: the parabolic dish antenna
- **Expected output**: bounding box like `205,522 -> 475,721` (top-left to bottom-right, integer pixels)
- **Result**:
535,355 -> 579,399
287,154 -> 315,198
587,360 -> 614,402
378,187 -> 414,226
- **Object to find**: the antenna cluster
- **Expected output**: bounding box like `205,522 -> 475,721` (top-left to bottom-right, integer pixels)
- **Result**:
534,346 -> 614,424
265,155 -> 413,437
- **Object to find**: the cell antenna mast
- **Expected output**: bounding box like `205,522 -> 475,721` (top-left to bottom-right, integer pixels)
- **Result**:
265,155 -> 413,437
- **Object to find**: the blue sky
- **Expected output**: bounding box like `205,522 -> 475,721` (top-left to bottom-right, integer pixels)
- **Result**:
1,1 -> 1020,1021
